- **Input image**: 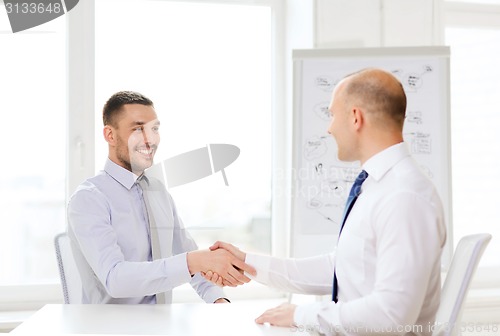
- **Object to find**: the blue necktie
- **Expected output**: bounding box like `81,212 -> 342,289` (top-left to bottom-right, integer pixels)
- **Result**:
332,170 -> 369,302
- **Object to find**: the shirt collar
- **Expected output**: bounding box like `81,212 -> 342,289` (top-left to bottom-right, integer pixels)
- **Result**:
362,142 -> 410,182
104,158 -> 142,190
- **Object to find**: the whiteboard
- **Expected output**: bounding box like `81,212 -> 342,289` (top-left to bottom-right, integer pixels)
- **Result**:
290,47 -> 452,267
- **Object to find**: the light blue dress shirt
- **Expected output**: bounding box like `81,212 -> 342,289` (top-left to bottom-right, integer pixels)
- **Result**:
67,159 -> 225,304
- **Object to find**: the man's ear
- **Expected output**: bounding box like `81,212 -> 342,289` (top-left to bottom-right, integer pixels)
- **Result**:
103,125 -> 116,145
352,107 -> 364,131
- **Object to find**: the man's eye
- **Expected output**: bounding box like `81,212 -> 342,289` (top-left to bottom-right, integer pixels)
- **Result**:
152,126 -> 159,132
134,127 -> 143,132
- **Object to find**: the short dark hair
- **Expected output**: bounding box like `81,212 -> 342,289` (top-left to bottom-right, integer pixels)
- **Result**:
103,91 -> 154,127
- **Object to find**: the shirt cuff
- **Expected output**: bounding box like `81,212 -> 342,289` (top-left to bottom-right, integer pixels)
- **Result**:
245,253 -> 272,284
189,272 -> 227,304
214,298 -> 231,303
201,286 -> 227,304
163,252 -> 193,287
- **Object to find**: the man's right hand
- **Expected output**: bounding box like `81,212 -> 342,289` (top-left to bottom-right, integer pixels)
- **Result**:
186,248 -> 255,287
209,241 -> 246,261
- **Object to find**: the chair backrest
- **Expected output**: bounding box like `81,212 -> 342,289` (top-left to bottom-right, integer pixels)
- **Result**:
432,233 -> 492,336
54,232 -> 82,304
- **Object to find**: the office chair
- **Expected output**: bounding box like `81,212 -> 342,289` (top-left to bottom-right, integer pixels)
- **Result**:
54,232 -> 82,304
432,233 -> 492,336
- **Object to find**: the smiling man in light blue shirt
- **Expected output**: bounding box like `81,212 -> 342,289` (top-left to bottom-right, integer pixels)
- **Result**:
68,91 -> 254,304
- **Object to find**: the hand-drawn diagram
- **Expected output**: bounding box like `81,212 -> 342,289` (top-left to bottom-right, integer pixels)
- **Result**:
406,111 -> 423,125
405,132 -> 432,154
303,135 -> 329,160
315,76 -> 337,92
394,64 -> 434,92
301,158 -> 361,228
314,102 -> 331,121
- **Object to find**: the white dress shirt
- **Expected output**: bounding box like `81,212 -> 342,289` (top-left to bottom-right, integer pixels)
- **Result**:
247,143 -> 446,335
68,159 -> 225,304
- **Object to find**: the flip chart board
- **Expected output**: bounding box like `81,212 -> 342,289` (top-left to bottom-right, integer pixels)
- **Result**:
291,47 -> 452,266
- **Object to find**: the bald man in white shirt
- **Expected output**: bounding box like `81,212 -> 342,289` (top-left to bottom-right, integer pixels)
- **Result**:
204,68 -> 446,335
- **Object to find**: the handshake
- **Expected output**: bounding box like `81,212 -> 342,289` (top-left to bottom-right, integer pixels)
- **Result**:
186,241 -> 256,287
187,241 -> 298,327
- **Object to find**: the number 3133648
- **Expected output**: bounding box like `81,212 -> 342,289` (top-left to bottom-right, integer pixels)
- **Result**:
5,2 -> 62,14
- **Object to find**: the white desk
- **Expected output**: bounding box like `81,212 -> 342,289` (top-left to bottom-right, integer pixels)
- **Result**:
12,302 -> 308,335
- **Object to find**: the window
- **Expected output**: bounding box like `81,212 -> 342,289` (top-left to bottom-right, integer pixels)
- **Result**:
94,0 -> 273,254
445,1 -> 500,272
0,7 -> 66,285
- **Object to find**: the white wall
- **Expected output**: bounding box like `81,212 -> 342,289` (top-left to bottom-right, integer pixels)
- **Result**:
314,0 -> 443,47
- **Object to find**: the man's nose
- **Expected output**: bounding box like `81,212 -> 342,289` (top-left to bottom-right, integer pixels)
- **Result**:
142,128 -> 159,145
